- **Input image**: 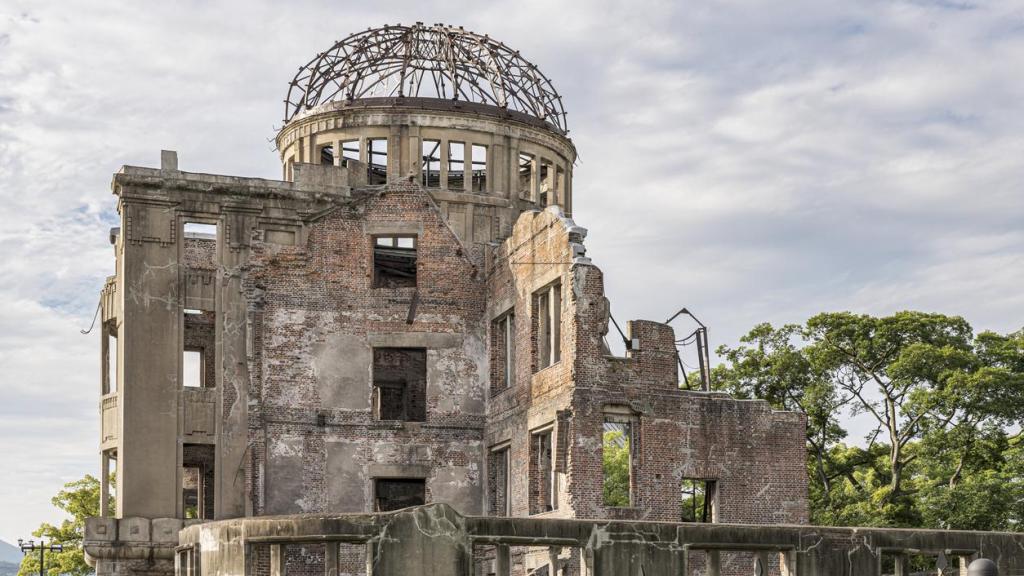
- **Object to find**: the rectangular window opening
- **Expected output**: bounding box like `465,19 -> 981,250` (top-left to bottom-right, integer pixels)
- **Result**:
491,312 -> 515,395
373,235 -> 417,288
421,139 -> 441,188
518,153 -> 535,201
368,138 -> 388,184
603,419 -> 633,507
372,348 -> 426,422
680,478 -> 717,523
182,444 -> 214,519
183,222 -> 217,238
341,139 -> 360,161
183,310 -> 215,388
448,142 -> 465,190
104,324 -> 117,394
471,144 -> 487,192
319,144 -> 335,166
530,429 -> 556,514
183,349 -> 204,388
539,160 -> 553,206
555,166 -> 565,206
534,283 -> 561,370
375,478 -> 425,512
488,447 -> 511,516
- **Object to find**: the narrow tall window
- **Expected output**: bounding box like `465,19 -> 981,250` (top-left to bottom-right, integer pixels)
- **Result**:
602,417 -> 633,507
491,312 -> 515,394
104,324 -> 117,394
319,145 -> 335,165
518,153 -> 535,200
530,429 -> 556,514
471,144 -> 487,192
681,479 -> 717,523
534,283 -> 561,370
421,139 -> 441,188
341,140 -> 360,161
183,309 -> 215,388
368,138 -> 388,184
555,166 -> 565,205
489,446 -> 511,516
183,349 -> 204,388
448,142 -> 465,190
539,160 -> 553,205
373,235 -> 417,288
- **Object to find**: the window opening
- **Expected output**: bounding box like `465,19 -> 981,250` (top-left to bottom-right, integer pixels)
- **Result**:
368,138 -> 388,184
471,144 -> 487,192
182,444 -> 214,519
421,139 -> 441,188
603,419 -> 632,507
489,447 -> 511,516
373,235 -> 417,288
539,160 -> 553,205
555,166 -> 565,206
448,142 -> 465,189
518,153 -> 535,200
681,479 -> 717,523
372,348 -> 426,422
183,222 -> 217,238
104,326 -> 117,394
375,479 -> 425,512
530,429 -> 556,514
183,349 -> 204,388
319,145 -> 335,165
491,312 -> 515,394
341,140 -> 360,161
535,283 -> 561,370
183,310 -> 215,388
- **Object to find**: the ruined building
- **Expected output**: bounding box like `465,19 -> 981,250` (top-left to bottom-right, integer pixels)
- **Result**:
85,24 -> 810,576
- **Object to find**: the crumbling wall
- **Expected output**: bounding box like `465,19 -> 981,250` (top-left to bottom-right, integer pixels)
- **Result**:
244,181 -> 489,517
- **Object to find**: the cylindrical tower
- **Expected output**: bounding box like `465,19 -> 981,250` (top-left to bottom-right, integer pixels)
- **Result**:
275,23 -> 577,237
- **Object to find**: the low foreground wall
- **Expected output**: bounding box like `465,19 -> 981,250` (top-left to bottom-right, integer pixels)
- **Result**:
85,504 -> 1024,576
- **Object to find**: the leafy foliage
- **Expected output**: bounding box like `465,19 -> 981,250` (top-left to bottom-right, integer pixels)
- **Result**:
715,312 -> 1024,529
18,475 -> 112,576
602,428 -> 631,507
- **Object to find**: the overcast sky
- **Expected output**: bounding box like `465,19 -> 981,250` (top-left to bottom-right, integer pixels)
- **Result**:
2,0 -> 1023,546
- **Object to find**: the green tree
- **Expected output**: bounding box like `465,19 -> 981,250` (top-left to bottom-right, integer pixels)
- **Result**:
19,475 -> 113,576
716,313 -> 1024,529
602,429 -> 631,507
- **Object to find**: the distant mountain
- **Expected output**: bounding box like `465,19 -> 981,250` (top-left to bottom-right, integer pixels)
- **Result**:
0,542 -> 20,565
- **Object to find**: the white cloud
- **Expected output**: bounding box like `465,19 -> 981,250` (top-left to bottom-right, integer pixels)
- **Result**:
1,0 -> 1023,543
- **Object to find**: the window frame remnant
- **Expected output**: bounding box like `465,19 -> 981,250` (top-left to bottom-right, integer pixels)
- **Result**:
341,139 -> 360,161
681,478 -> 718,523
368,138 -> 388,184
539,159 -> 553,205
319,144 -> 335,165
372,235 -> 417,289
602,411 -> 635,508
491,311 -> 515,394
534,282 -> 561,370
489,445 -> 512,516
530,427 -> 557,514
421,139 -> 442,188
103,322 -> 117,395
447,141 -> 466,190
374,478 -> 426,512
518,152 -> 535,200
372,347 -> 427,422
471,144 -> 487,192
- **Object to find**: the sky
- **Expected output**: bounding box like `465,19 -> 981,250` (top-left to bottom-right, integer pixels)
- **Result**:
1,0 -> 1024,547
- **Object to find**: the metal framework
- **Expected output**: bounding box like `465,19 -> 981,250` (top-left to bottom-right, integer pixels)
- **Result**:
284,23 -> 568,133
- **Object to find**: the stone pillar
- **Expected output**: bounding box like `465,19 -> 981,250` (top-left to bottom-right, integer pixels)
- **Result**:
270,544 -> 284,576
100,451 -> 110,517
706,550 -> 720,576
371,505 -> 470,576
496,545 -> 510,576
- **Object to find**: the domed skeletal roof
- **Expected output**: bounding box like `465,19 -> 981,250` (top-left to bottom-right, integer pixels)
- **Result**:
284,23 -> 568,133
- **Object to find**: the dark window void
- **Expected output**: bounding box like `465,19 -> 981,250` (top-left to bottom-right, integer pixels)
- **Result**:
530,429 -> 556,514
539,160 -> 553,206
518,153 -> 535,200
341,140 -> 360,161
182,444 -> 214,519
535,283 -> 561,370
103,322 -> 117,394
373,235 -> 417,288
448,141 -> 465,189
603,419 -> 633,507
183,310 -> 215,388
372,348 -> 426,422
320,145 -> 335,165
368,138 -> 388,184
471,144 -> 487,192
421,139 -> 441,188
488,447 -> 511,516
681,479 -> 717,523
375,479 -> 425,512
491,312 -> 515,395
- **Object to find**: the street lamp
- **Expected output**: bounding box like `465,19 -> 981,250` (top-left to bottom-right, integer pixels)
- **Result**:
17,538 -> 63,576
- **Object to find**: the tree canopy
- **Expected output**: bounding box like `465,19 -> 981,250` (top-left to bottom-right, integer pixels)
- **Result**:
714,311 -> 1024,528
18,475 -> 111,576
